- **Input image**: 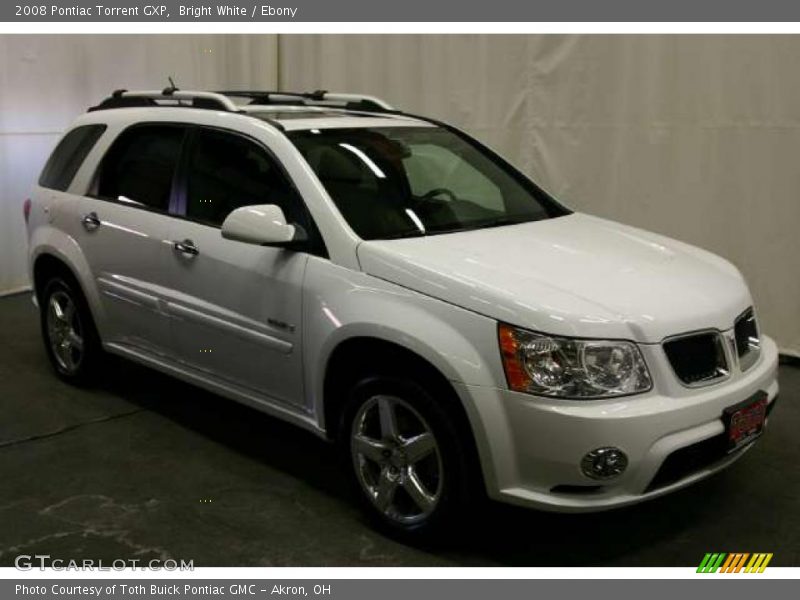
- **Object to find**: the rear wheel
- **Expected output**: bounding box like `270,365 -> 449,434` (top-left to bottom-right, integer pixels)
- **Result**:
40,276 -> 101,384
340,376 -> 473,539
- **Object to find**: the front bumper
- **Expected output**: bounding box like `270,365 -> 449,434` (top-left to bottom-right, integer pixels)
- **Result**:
456,335 -> 780,512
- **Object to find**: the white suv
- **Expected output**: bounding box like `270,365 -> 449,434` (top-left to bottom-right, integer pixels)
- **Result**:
25,89 -> 779,536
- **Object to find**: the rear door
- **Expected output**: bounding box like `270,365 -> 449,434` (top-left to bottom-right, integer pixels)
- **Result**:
76,123 -> 188,357
162,126 -> 310,406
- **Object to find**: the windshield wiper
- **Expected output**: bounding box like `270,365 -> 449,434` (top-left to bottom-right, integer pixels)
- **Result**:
424,216 -> 531,236
375,229 -> 427,240
477,215 -> 536,228
377,215 -> 537,240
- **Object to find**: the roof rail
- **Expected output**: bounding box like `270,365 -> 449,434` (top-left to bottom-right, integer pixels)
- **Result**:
89,89 -> 241,113
215,90 -> 395,112
87,89 -> 394,115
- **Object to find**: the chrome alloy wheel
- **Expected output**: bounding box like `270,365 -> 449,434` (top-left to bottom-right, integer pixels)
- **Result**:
46,290 -> 84,374
351,395 -> 443,525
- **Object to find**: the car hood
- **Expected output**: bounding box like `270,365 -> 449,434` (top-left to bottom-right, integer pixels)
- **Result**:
356,213 -> 752,343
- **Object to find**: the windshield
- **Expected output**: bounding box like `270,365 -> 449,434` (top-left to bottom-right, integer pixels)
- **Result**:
288,126 -> 568,240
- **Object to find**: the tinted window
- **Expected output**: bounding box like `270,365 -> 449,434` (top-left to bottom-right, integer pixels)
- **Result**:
185,129 -> 303,227
289,127 -> 566,240
97,125 -> 185,211
39,125 -> 106,191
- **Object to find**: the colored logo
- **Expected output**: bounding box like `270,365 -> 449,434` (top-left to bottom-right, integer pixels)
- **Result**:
697,553 -> 773,573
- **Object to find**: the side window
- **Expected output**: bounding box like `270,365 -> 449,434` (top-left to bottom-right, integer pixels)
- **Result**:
39,124 -> 106,191
96,125 -> 185,211
185,129 -> 303,227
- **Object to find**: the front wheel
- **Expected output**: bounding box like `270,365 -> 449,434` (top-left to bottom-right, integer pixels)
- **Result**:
340,376 -> 473,538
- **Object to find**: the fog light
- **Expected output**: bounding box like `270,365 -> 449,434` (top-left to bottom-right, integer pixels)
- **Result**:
581,447 -> 628,480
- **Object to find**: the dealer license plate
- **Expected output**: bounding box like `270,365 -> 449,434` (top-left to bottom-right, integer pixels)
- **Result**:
723,391 -> 767,452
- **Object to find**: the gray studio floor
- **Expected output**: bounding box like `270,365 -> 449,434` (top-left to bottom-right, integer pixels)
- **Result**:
0,292 -> 797,567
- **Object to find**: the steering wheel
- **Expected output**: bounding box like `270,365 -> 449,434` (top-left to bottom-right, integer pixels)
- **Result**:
419,188 -> 457,203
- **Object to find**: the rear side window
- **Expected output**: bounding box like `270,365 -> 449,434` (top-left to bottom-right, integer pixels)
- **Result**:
39,124 -> 106,191
96,125 -> 185,211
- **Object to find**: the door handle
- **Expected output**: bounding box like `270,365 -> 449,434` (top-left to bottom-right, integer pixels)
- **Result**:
81,212 -> 101,231
173,239 -> 199,257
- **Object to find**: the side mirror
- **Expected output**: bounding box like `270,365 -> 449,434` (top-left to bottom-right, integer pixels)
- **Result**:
221,204 -> 305,247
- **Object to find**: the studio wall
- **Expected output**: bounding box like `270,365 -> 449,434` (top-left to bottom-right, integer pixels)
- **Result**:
1,34 -> 798,355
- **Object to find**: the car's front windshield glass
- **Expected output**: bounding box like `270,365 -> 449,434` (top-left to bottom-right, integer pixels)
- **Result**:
288,126 -> 568,240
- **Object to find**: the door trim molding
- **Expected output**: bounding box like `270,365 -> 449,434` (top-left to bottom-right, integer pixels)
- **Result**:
166,301 -> 294,355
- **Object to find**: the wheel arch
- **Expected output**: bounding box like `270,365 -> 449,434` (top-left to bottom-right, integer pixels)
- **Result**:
30,240 -> 104,336
320,335 -> 487,494
33,253 -> 79,301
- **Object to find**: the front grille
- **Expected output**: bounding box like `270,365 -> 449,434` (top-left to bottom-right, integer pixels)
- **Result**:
646,433 -> 729,492
734,308 -> 760,371
663,332 -> 729,386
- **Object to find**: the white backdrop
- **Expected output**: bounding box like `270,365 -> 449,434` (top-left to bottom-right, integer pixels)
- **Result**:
1,35 -> 798,355
0,34 -> 278,293
280,35 -> 800,356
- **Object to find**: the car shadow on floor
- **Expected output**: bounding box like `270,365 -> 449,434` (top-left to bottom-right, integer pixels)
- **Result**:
95,354 -> 742,567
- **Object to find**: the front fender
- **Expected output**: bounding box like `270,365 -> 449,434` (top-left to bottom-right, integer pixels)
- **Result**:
302,257 -> 505,427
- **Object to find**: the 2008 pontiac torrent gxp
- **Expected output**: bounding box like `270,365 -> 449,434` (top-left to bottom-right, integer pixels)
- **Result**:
25,89 -> 779,537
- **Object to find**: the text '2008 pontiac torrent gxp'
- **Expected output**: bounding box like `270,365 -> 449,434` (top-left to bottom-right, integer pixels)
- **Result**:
25,89 -> 779,536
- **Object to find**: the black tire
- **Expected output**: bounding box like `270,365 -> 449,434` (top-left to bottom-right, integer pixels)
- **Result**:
338,374 -> 475,540
39,275 -> 102,385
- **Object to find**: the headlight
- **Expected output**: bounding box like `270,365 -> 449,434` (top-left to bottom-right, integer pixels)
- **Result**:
498,324 -> 652,399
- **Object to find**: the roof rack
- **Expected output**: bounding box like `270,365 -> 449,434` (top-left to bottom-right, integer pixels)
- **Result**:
88,88 -> 395,118
215,90 -> 395,112
89,89 -> 241,113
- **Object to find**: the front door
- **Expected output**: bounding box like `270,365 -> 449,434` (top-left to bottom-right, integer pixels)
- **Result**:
162,127 -> 309,407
